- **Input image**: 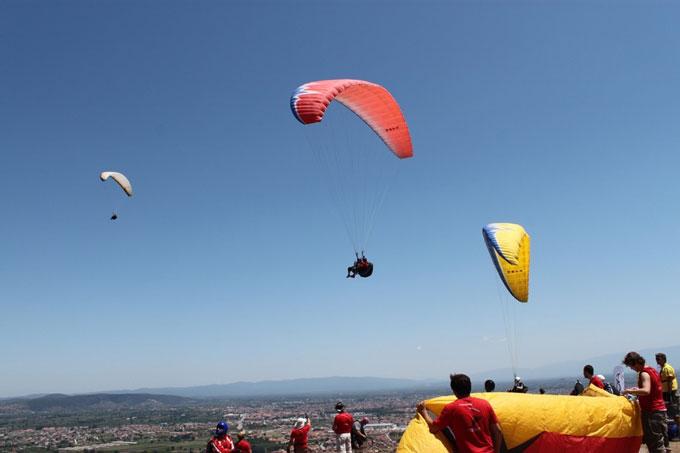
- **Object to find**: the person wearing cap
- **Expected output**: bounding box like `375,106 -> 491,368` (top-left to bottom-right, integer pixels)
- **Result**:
332,401 -> 354,452
418,373 -> 502,453
206,421 -> 234,453
287,415 -> 311,453
622,351 -> 667,453
351,417 -> 369,449
234,431 -> 252,453
583,365 -> 604,390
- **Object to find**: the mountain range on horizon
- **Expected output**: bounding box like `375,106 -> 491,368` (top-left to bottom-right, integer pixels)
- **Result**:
477,344 -> 680,382
5,345 -> 675,400
115,344 -> 680,398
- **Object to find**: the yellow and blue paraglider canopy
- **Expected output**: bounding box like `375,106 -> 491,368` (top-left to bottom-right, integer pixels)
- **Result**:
482,223 -> 530,302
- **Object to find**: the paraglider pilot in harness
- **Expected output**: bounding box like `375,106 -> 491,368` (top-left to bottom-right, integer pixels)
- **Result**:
347,252 -> 373,278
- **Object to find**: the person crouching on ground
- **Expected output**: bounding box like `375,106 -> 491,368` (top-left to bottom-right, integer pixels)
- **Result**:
417,373 -> 503,453
583,364 -> 604,390
622,351 -> 668,453
287,415 -> 311,453
333,401 -> 354,453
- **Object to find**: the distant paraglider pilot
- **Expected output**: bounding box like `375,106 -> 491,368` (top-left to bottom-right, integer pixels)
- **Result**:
206,421 -> 234,453
347,253 -> 373,278
509,376 -> 528,393
100,171 -> 132,221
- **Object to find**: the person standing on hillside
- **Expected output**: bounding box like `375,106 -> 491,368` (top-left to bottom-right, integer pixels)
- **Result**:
623,352 -> 667,453
234,431 -> 252,453
656,353 -> 680,425
288,416 -> 311,453
206,421 -> 234,453
583,365 -> 605,390
351,417 -> 369,449
417,373 -> 503,453
333,401 -> 354,453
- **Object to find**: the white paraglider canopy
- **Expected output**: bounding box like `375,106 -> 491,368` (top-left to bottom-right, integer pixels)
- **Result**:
100,171 -> 133,197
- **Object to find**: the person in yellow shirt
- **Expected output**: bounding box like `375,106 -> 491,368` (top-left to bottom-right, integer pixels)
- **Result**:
656,353 -> 679,439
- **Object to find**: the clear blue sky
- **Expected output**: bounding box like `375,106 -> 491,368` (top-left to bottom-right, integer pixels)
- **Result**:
2,1 -> 680,398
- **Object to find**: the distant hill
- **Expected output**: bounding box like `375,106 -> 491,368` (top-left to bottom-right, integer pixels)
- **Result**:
0,393 -> 197,411
98,345 -> 680,399
7,346 -> 679,401
471,345 -> 680,384
116,376 -> 442,398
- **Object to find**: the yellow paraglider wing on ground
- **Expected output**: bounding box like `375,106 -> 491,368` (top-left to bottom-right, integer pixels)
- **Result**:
398,413 -> 451,453
397,389 -> 641,453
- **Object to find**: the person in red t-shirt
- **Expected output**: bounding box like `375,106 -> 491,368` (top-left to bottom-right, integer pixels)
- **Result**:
583,364 -> 605,390
417,373 -> 502,453
623,351 -> 667,453
287,416 -> 311,453
234,431 -> 252,453
332,401 -> 354,452
206,421 -> 235,453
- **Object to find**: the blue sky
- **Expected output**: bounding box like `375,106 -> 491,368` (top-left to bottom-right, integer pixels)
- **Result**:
2,1 -> 680,397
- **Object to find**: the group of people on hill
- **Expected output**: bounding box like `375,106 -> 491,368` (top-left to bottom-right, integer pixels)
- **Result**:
574,352 -> 679,453
620,352 -> 678,453
481,376 -> 528,394
206,401 -> 370,453
329,401 -> 370,452
205,351 -> 679,453
413,351 -> 680,453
